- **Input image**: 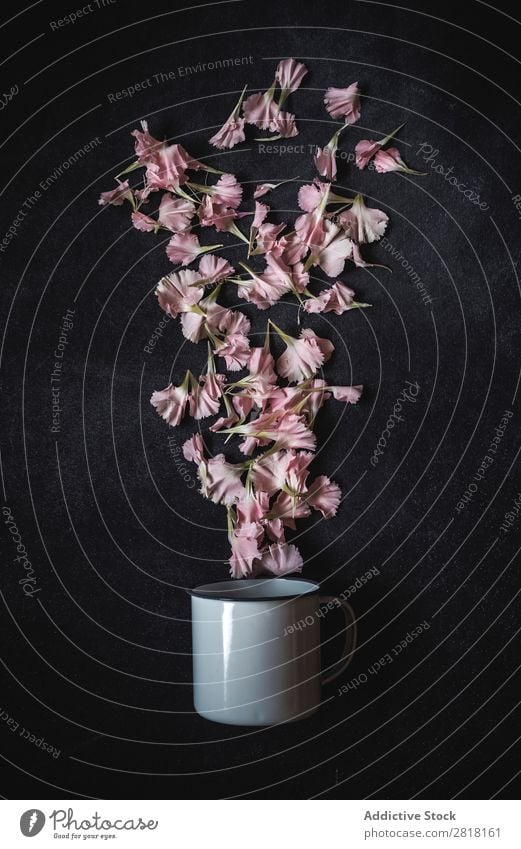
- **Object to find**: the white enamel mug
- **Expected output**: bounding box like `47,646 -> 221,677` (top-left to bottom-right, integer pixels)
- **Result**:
189,577 -> 357,726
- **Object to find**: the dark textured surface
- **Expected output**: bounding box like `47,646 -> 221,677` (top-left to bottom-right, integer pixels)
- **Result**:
0,0 -> 520,799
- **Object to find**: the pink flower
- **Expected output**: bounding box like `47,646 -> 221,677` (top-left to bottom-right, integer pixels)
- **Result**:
355,123 -> 407,170
273,324 -> 334,383
210,115 -> 245,150
243,87 -> 278,129
297,378 -> 331,421
131,211 -> 157,232
314,145 -> 337,180
285,450 -> 314,495
166,233 -> 221,266
338,194 -> 389,243
250,450 -> 312,497
131,121 -> 163,163
210,412 -> 239,432
145,143 -> 203,191
198,254 -> 234,284
150,374 -> 191,426
310,220 -> 354,278
294,210 -> 326,250
302,292 -> 330,314
212,173 -> 243,208
254,183 -> 275,199
182,433 -> 205,465
374,147 -> 425,175
269,234 -> 305,266
252,222 -> 286,255
263,386 -> 301,414
269,111 -> 298,138
210,86 -> 247,150
214,333 -> 251,371
303,282 -> 365,315
217,306 -> 251,336
260,543 -> 303,576
355,139 -> 380,170
229,522 -> 263,578
329,384 -> 363,403
235,492 -> 270,525
253,178 -> 298,199
224,411 -> 316,455
275,59 -> 308,96
270,491 -> 311,527
374,147 -> 406,173
158,194 -> 195,232
206,454 -> 245,505
324,82 -> 361,124
314,127 -> 345,180
247,346 -> 278,388
298,180 -> 330,212
237,264 -> 291,310
198,196 -> 238,231
262,254 -> 308,296
188,373 -> 225,419
156,269 -> 202,317
250,450 -> 289,495
98,180 -> 132,206
180,311 -> 207,343
253,201 -> 269,228
306,476 -> 341,518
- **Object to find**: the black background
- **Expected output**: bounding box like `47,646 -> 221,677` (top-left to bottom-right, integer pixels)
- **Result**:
0,0 -> 520,799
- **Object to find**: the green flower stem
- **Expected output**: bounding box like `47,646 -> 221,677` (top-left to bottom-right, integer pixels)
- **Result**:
379,121 -> 407,147
115,160 -> 143,178
227,222 -> 250,245
268,319 -> 293,344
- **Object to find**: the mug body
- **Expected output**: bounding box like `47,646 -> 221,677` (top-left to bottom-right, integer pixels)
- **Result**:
190,577 -> 321,726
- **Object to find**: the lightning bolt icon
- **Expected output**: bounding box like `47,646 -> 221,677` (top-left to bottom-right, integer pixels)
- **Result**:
28,811 -> 38,832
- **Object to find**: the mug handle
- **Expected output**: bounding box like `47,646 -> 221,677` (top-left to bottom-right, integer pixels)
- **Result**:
319,596 -> 358,686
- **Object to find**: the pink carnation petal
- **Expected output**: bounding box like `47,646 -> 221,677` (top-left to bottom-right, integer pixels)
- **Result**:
156,269 -> 203,317
158,194 -> 195,232
243,90 -> 278,129
275,59 -> 308,95
206,454 -> 245,505
198,254 -> 234,284
98,180 -> 132,206
210,116 -> 246,150
324,82 -> 361,124
329,384 -> 363,403
131,211 -> 157,232
260,543 -> 303,576
306,476 -> 341,518
355,139 -> 380,170
150,381 -> 189,426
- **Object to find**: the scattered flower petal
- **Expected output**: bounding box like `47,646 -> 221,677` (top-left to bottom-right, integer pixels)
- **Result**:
275,59 -> 308,97
131,210 -> 158,232
243,86 -> 278,129
274,324 -> 334,383
166,233 -> 221,266
260,543 -> 303,576
338,194 -> 389,243
158,194 -> 195,232
98,180 -> 132,206
210,86 -> 247,150
306,475 -> 341,518
324,82 -> 361,124
374,147 -> 425,175
156,269 -> 202,316
150,375 -> 190,426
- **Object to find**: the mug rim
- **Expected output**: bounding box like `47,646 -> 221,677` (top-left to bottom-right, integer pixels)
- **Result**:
187,576 -> 320,602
